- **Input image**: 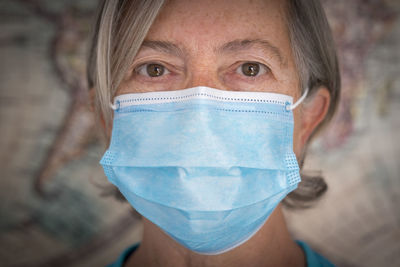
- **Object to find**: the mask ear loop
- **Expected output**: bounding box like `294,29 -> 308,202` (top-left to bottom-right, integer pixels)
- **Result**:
286,87 -> 309,111
110,101 -> 118,110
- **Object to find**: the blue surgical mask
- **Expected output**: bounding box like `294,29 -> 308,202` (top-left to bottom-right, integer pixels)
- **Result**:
100,86 -> 307,255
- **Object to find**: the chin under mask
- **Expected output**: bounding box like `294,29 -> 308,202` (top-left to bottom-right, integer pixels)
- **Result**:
100,86 -> 307,254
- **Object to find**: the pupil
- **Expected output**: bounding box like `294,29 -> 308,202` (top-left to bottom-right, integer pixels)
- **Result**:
242,63 -> 259,76
147,64 -> 164,77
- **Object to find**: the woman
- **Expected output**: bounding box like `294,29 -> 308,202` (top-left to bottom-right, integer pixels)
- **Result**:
87,0 -> 340,266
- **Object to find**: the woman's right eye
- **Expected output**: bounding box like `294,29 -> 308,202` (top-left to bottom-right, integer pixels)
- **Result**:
135,63 -> 170,78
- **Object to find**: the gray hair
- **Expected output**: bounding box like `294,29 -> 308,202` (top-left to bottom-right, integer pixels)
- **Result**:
286,0 -> 340,137
87,0 -> 165,134
283,0 -> 340,208
87,0 -> 341,208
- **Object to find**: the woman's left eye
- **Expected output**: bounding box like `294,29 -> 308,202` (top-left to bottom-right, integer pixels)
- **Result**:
236,62 -> 270,77
136,63 -> 170,77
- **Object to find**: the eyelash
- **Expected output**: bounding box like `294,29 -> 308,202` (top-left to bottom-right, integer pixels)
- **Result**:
133,61 -> 271,81
234,62 -> 271,78
135,62 -> 171,78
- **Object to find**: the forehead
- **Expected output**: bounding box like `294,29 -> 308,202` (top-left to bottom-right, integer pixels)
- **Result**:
145,0 -> 291,53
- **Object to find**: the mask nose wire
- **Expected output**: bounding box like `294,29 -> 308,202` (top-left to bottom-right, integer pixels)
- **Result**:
287,87 -> 309,111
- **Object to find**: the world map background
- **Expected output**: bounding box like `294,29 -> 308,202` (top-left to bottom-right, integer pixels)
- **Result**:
0,0 -> 399,266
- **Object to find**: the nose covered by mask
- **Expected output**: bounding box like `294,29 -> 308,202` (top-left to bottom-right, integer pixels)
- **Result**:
100,86 -> 306,255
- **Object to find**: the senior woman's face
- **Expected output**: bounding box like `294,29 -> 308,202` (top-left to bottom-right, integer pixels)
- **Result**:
118,0 -> 308,155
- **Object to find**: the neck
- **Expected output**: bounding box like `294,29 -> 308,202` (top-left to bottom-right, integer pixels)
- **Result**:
126,205 -> 305,267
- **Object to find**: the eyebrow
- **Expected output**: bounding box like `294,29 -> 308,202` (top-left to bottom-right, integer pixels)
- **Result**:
141,40 -> 186,58
140,39 -> 286,66
218,39 -> 287,66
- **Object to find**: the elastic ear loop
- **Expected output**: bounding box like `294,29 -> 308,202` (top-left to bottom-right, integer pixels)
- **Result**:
110,101 -> 118,110
286,87 -> 309,111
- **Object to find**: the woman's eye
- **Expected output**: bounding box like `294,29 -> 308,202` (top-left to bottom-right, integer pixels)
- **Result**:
136,63 -> 170,77
236,62 -> 269,77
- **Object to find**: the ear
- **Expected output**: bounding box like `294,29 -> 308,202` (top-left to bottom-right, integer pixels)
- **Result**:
299,87 -> 331,148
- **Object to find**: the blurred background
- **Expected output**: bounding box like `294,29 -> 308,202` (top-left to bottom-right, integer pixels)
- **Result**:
0,0 -> 399,266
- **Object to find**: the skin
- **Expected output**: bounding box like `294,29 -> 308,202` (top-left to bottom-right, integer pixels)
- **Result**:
111,0 -> 331,266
